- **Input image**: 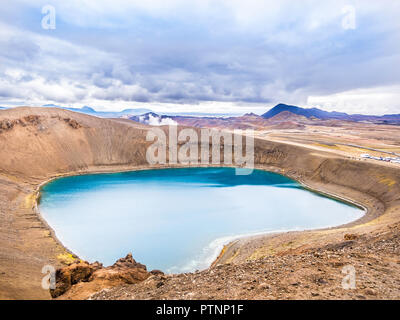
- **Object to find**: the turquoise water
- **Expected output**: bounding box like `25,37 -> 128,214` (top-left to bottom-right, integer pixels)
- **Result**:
39,168 -> 363,273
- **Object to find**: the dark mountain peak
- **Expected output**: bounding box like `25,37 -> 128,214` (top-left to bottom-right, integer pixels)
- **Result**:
262,103 -> 302,118
262,104 -> 350,120
262,104 -> 302,118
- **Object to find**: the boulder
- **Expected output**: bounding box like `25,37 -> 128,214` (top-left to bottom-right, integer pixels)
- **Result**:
344,233 -> 358,241
50,262 -> 95,298
51,253 -> 152,299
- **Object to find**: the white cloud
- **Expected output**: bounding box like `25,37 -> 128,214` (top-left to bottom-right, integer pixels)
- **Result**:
307,85 -> 400,115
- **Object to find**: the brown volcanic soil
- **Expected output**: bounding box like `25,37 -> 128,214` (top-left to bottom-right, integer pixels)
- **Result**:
0,107 -> 400,299
91,223 -> 400,300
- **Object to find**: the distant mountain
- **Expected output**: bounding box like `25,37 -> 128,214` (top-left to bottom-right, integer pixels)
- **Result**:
262,104 -> 350,120
380,114 -> 400,120
262,103 -> 400,124
42,104 -> 152,118
35,102 -> 400,124
242,112 -> 261,117
130,111 -> 274,129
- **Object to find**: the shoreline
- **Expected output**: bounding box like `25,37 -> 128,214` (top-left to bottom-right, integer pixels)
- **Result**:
34,164 -> 371,274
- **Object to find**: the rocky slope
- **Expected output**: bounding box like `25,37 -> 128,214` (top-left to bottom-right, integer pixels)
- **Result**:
51,253 -> 161,300
91,225 -> 400,300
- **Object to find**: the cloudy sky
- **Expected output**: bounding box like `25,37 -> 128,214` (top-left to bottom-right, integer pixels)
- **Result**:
1,0 -> 400,115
